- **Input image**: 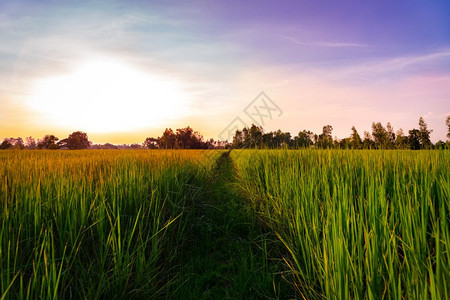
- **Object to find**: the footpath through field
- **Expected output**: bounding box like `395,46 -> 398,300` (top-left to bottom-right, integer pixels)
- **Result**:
170,151 -> 291,299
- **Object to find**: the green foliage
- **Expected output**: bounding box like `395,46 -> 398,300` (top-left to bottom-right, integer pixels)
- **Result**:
350,126 -> 362,149
419,117 -> 433,149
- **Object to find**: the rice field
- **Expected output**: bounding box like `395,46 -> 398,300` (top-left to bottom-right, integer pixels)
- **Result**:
0,150 -> 223,299
232,149 -> 450,299
1,149 -> 449,299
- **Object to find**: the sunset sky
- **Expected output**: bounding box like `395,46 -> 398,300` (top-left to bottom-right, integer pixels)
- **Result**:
1,0 -> 449,143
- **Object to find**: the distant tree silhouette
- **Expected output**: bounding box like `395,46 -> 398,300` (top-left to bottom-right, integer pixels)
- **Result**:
144,137 -> 159,149
435,140 -> 446,149
25,137 -> 37,149
12,137 -> 24,149
59,131 -> 91,149
408,129 -> 421,150
294,130 -> 314,148
371,122 -> 389,149
386,122 -> 396,149
37,135 -> 60,149
159,128 -> 176,149
90,143 -> 118,149
350,126 -> 362,149
447,116 -> 450,140
362,131 -> 375,149
418,117 -> 432,149
317,125 -> 333,148
232,129 -> 244,148
395,129 -> 409,149
175,126 -> 205,149
143,127 -> 211,149
0,138 -> 13,149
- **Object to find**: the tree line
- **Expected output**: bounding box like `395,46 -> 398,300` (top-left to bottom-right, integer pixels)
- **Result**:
0,131 -> 91,150
1,116 -> 449,150
0,127 -> 227,150
143,126 -> 227,149
231,116 -> 450,150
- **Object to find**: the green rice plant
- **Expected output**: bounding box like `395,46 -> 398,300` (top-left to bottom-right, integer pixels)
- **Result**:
232,149 -> 449,299
0,150 -> 223,299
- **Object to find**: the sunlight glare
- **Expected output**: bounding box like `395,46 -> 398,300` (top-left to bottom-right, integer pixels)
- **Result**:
26,59 -> 190,132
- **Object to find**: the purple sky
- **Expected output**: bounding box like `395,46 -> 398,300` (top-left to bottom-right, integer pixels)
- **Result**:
0,0 -> 449,143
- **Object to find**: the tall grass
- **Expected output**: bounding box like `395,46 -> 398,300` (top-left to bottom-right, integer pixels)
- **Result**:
232,149 -> 449,299
0,150 -> 222,299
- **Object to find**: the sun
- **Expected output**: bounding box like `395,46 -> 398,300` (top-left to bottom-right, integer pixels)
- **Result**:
26,59 -> 190,132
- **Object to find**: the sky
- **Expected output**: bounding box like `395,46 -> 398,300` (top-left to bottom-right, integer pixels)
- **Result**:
0,0 -> 449,143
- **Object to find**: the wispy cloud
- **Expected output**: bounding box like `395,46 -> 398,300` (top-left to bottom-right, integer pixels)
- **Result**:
276,35 -> 369,48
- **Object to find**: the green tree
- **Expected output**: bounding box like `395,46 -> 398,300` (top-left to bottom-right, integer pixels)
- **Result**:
408,129 -> 421,150
418,117 -> 432,149
435,140 -> 446,150
362,131 -> 375,149
262,132 -> 275,148
317,125 -> 333,148
295,130 -> 314,148
395,128 -> 409,149
232,129 -> 244,148
446,115 -> 450,140
386,122 -> 396,149
273,129 -> 291,148
239,125 -> 264,148
350,126 -> 362,149
371,122 -> 389,149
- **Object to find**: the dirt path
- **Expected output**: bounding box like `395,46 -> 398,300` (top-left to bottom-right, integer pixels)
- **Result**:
170,151 -> 290,299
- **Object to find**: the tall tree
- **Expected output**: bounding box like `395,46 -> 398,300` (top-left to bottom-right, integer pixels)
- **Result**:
363,131 -> 375,149
159,128 -> 176,149
232,129 -> 244,148
350,126 -> 362,149
175,127 -> 195,149
446,115 -> 450,140
386,122 -> 396,149
371,122 -> 389,149
295,130 -> 314,148
418,117 -> 432,149
317,125 -> 333,148
262,132 -> 275,148
248,124 -> 264,148
273,129 -> 291,148
175,126 -> 206,149
395,128 -> 409,149
408,129 -> 421,150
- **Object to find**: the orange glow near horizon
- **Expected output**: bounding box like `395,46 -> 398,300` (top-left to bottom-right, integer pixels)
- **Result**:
24,58 -> 191,133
